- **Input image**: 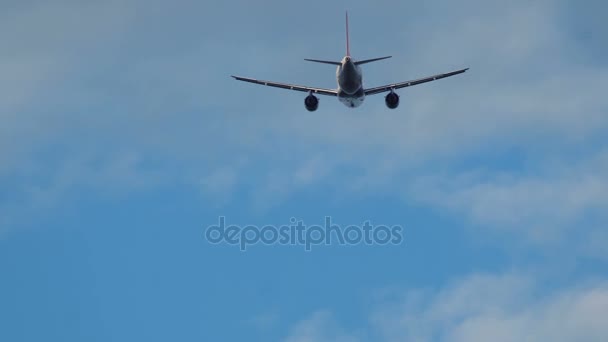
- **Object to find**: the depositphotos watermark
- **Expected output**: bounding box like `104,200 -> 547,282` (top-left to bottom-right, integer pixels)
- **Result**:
204,216 -> 403,251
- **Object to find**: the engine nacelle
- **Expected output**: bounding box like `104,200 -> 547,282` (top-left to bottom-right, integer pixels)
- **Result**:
304,94 -> 319,111
385,91 -> 399,109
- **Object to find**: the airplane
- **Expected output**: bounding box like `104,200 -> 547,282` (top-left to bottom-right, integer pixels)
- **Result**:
231,12 -> 469,111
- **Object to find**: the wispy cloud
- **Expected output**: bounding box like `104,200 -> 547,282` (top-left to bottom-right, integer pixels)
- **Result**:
0,152 -> 165,234
284,310 -> 360,342
371,273 -> 608,342
1,0 -> 607,248
246,311 -> 280,332
285,272 -> 608,342
408,150 -> 608,239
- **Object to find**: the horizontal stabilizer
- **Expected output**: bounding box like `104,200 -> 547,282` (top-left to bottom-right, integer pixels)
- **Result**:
354,56 -> 392,65
304,58 -> 342,65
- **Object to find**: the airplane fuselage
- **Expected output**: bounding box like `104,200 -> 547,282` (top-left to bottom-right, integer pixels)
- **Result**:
336,56 -> 365,108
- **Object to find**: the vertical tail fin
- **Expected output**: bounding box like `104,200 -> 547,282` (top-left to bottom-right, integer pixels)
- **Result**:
345,11 -> 350,57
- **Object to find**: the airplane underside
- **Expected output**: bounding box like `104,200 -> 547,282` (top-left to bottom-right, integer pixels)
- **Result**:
337,88 -> 365,108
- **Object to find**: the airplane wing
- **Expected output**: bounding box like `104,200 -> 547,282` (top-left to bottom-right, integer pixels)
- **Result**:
231,76 -> 338,96
364,68 -> 469,96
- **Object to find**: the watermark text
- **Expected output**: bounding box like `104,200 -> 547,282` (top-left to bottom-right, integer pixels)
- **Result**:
204,216 -> 403,251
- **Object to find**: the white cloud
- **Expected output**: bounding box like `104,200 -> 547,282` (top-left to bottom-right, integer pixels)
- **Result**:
199,165 -> 240,206
5,0 -> 606,171
406,150 -> 608,246
1,0 -> 607,247
283,310 -> 360,342
285,273 -> 608,342
0,152 -> 165,234
373,273 -> 608,342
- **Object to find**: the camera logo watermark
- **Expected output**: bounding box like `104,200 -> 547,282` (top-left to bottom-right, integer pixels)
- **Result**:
204,216 -> 403,251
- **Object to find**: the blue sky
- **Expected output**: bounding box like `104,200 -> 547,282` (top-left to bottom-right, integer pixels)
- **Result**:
1,0 -> 607,341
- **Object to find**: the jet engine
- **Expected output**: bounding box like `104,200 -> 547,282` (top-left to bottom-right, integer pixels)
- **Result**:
304,94 -> 319,111
385,91 -> 399,109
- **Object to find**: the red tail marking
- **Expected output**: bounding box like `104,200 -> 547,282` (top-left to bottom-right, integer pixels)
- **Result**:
345,11 -> 350,57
